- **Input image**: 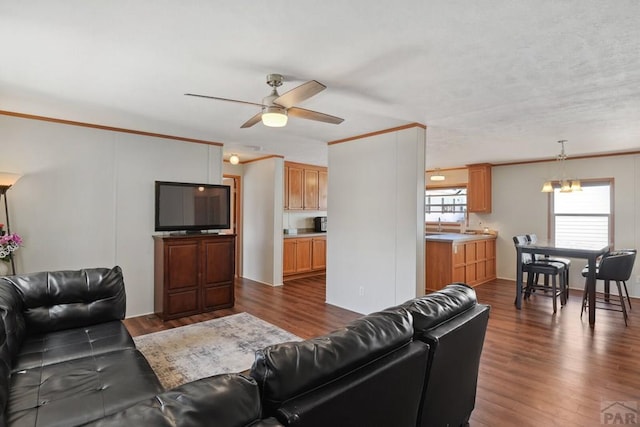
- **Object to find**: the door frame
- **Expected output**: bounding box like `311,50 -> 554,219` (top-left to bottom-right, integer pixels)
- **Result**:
223,174 -> 242,278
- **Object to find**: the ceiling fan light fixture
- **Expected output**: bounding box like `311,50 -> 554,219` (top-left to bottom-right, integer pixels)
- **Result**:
262,107 -> 288,127
229,154 -> 240,165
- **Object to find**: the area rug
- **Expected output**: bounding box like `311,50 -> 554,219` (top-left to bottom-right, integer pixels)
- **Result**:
133,312 -> 301,389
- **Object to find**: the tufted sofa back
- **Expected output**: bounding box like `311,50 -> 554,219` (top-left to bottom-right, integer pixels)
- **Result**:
0,266 -> 126,334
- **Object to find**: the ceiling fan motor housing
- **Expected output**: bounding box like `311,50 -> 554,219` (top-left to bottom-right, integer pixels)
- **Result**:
266,73 -> 284,88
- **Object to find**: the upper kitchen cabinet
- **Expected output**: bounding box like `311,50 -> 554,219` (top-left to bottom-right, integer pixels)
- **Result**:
318,170 -> 328,210
467,163 -> 492,213
284,161 -> 327,211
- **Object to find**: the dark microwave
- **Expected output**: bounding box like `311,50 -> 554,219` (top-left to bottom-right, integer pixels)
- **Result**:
314,216 -> 327,232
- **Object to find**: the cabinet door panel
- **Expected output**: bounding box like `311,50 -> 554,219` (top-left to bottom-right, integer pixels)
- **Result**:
465,264 -> 477,284
453,244 -> 465,266
467,164 -> 492,213
312,238 -> 326,270
476,241 -> 486,260
166,243 -> 199,290
295,238 -> 313,272
453,266 -> 466,283
203,239 -> 234,285
303,169 -> 319,210
465,242 -> 477,263
167,289 -> 199,316
318,171 -> 328,210
283,240 -> 297,275
288,167 -> 304,209
203,285 -> 233,310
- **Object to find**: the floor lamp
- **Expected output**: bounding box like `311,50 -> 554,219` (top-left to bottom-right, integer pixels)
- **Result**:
0,173 -> 22,275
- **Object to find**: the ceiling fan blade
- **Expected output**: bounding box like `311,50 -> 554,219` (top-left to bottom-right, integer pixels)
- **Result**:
288,107 -> 344,125
185,93 -> 265,108
273,80 -> 326,108
240,112 -> 263,128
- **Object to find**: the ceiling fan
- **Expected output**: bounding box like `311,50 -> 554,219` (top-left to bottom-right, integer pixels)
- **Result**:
185,73 -> 344,128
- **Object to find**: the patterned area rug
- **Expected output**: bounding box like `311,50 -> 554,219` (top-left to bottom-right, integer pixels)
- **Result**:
133,312 -> 300,390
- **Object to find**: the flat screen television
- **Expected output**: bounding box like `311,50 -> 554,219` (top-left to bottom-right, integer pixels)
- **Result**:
155,181 -> 231,232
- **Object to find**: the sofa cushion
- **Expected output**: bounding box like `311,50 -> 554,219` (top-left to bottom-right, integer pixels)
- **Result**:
0,282 -> 27,364
5,267 -> 126,334
12,321 -> 135,372
250,308 -> 413,412
7,348 -> 162,427
400,283 -> 477,332
84,374 -> 284,427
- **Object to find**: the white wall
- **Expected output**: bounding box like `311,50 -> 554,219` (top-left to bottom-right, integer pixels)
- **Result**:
327,125 -> 426,314
241,157 -> 284,286
487,153 -> 640,296
0,115 -> 223,317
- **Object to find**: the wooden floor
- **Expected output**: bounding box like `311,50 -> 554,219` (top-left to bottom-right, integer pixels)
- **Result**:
125,276 -> 640,427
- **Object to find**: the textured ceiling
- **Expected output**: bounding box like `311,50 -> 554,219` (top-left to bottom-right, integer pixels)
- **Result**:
1,1 -> 639,168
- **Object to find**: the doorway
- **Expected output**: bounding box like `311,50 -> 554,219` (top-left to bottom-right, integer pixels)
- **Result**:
223,175 -> 242,277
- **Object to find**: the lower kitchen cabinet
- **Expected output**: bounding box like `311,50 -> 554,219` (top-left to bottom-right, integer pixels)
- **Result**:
426,236 -> 496,292
284,236 -> 326,280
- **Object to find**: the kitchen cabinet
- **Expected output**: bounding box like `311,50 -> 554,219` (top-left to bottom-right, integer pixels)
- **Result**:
284,161 -> 327,210
304,169 -> 319,210
312,237 -> 327,270
426,236 -> 496,292
285,165 -> 304,210
467,164 -> 492,213
284,235 -> 326,280
154,234 -> 235,320
318,170 -> 328,210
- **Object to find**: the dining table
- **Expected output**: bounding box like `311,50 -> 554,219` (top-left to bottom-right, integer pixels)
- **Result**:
514,239 -> 610,327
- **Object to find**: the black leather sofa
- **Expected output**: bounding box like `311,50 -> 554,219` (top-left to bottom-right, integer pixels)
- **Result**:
0,266 -> 489,427
251,283 -> 490,427
0,267 -> 281,427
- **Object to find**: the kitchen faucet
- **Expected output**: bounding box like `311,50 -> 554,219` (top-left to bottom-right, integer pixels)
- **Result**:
438,217 -> 442,232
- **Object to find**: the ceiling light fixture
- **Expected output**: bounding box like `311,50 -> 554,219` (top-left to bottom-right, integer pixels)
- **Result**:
541,140 -> 582,193
261,106 -> 288,127
430,169 -> 445,181
229,154 -> 240,165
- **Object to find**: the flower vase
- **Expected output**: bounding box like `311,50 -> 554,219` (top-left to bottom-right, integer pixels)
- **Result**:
0,261 -> 10,276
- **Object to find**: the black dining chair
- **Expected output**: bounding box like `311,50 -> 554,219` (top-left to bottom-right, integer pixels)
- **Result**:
581,250 -> 636,326
513,235 -> 568,313
526,234 -> 571,299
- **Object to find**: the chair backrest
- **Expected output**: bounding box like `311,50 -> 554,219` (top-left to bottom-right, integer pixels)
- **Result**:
598,250 -> 637,281
513,235 -> 533,264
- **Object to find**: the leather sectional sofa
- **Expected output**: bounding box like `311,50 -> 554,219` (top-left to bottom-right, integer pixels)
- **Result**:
0,266 -> 489,427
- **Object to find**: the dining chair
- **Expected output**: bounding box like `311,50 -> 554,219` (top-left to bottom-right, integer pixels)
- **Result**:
513,235 -> 568,313
581,250 -> 636,325
526,234 -> 571,299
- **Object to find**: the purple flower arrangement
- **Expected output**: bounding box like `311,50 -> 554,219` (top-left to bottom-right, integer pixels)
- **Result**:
0,233 -> 23,261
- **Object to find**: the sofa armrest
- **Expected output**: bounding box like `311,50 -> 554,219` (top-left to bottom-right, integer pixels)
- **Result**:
5,266 -> 126,333
415,303 -> 490,427
84,373 -> 280,427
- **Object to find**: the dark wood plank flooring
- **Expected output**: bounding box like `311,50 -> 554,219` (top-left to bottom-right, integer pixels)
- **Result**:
124,276 -> 640,427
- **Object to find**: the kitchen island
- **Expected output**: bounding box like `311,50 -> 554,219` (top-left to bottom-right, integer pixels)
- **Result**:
425,233 -> 497,291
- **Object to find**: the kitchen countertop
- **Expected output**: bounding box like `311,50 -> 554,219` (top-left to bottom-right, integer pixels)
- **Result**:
425,233 -> 496,242
284,231 -> 327,238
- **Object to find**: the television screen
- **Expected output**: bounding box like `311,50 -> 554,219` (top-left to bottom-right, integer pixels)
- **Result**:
155,181 -> 231,232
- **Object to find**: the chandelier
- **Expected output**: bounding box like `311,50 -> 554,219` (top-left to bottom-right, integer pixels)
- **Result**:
541,140 -> 582,193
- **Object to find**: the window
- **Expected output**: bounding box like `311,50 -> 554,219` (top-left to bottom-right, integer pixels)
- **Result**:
425,187 -> 466,223
551,180 -> 612,246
